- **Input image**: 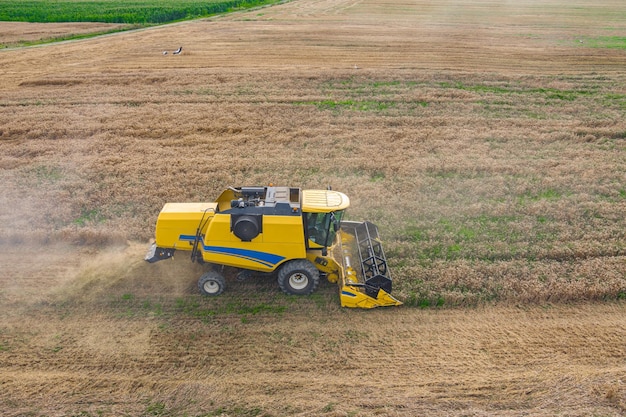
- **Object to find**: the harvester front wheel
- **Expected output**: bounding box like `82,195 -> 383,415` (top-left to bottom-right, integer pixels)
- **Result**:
198,271 -> 225,296
278,260 -> 319,296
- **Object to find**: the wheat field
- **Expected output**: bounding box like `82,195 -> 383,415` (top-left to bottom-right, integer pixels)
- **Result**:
1,0 -> 625,415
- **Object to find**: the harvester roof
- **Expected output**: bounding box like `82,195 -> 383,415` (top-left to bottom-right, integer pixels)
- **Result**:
301,189 -> 350,213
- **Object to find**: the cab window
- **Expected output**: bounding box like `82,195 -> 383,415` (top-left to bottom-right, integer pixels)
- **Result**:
304,211 -> 344,247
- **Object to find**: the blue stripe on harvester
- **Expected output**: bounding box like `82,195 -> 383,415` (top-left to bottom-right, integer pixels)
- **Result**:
202,246 -> 284,268
178,235 -> 285,268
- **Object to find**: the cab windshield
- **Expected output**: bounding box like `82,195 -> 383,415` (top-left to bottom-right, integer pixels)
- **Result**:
305,210 -> 344,248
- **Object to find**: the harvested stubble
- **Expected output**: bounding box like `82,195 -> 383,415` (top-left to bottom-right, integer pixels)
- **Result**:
0,1 -> 625,415
1,242 -> 624,416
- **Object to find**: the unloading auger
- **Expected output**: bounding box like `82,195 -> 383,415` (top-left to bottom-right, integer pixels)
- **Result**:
145,185 -> 402,308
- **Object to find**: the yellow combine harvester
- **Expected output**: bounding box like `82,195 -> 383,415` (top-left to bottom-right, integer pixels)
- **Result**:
145,185 -> 402,308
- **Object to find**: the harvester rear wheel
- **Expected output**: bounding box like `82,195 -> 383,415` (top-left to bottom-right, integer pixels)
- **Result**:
277,259 -> 319,296
198,270 -> 225,296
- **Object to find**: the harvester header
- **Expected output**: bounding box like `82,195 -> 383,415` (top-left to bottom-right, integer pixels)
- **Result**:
145,185 -> 401,308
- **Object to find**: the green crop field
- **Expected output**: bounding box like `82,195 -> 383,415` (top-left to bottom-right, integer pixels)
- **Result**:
0,0 -> 280,24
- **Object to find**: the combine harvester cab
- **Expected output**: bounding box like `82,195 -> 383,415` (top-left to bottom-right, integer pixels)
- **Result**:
145,185 -> 401,309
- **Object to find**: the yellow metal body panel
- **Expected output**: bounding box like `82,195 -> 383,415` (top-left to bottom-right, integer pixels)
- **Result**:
155,202 -> 217,250
339,287 -> 403,309
199,213 -> 306,272
214,188 -> 237,212
307,251 -> 341,283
